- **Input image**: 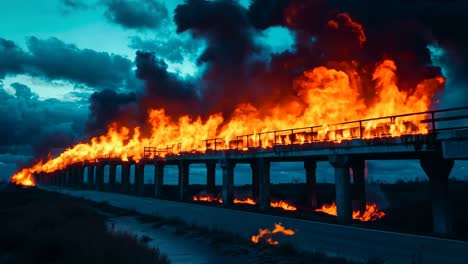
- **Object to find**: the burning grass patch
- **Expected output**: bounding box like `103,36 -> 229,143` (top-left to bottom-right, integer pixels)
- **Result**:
0,185 -> 168,264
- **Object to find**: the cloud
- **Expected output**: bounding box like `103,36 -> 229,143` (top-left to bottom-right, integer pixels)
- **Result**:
0,83 -> 87,159
104,0 -> 169,29
0,37 -> 135,90
129,35 -> 202,63
86,89 -> 137,134
0,39 -> 29,78
59,0 -> 90,13
135,51 -> 200,116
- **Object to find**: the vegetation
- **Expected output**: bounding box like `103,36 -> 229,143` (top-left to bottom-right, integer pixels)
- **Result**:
0,185 -> 168,264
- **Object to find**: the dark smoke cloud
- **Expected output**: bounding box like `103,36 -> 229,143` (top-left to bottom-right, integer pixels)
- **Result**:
86,89 -> 137,135
0,83 -> 87,159
135,51 -> 200,116
174,0 -> 268,115
0,37 -> 134,90
248,0 -> 291,30
104,0 -> 169,29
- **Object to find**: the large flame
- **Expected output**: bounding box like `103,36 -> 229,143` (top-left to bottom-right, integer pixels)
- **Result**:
251,222 -> 296,245
315,202 -> 386,222
10,58 -> 444,186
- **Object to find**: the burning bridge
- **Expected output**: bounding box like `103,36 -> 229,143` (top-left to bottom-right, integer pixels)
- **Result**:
34,107 -> 468,235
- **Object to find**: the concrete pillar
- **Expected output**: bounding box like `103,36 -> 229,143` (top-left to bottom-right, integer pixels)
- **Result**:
258,158 -> 270,210
135,164 -> 145,196
304,159 -> 318,209
221,160 -> 235,206
66,168 -> 73,187
109,164 -> 117,190
420,156 -> 454,235
250,162 -> 259,201
95,163 -> 104,191
154,162 -> 164,197
329,155 -> 352,224
351,159 -> 366,212
178,160 -> 189,201
206,162 -> 216,193
121,163 -> 130,193
87,164 -> 95,189
60,170 -> 67,187
76,166 -> 84,189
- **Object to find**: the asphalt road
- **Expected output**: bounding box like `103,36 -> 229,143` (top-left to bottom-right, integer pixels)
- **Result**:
44,187 -> 468,264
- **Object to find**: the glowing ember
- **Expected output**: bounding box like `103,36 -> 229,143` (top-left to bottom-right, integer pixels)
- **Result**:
315,202 -> 386,222
251,222 -> 296,245
233,197 -> 257,205
192,194 -> 222,204
270,200 -> 297,211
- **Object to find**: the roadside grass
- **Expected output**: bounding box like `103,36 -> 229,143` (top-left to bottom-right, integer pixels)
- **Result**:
0,185 -> 168,264
91,201 -> 381,263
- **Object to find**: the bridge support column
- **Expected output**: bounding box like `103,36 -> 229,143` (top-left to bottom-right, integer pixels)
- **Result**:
52,173 -> 57,186
221,160 -> 235,206
76,166 -> 84,189
421,156 -> 454,235
135,164 -> 145,196
87,165 -> 95,189
250,162 -> 259,201
109,164 -> 117,190
66,168 -> 73,187
62,170 -> 67,187
304,159 -> 318,209
178,161 -> 189,201
330,155 -> 352,224
95,163 -> 104,191
206,162 -> 216,193
121,163 -> 130,193
154,162 -> 164,197
258,158 -> 270,210
351,159 -> 366,212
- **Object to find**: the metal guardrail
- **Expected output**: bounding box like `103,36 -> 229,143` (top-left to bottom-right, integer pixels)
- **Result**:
143,144 -> 182,158
203,106 -> 468,151
141,106 -> 468,156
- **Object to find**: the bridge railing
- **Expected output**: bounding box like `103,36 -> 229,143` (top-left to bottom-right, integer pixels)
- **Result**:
143,144 -> 182,158
204,106 -> 468,151
141,106 -> 468,156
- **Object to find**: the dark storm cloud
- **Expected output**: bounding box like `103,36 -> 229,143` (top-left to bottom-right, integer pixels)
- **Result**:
86,89 -> 137,134
104,0 -> 169,29
0,37 -> 134,90
129,35 -> 201,63
26,37 -> 134,89
0,83 -> 87,159
0,38 -> 28,78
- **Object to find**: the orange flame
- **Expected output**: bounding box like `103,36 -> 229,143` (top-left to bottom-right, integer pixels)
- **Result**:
270,200 -> 297,211
192,194 -> 223,203
251,222 -> 296,245
233,197 -> 257,205
315,202 -> 386,222
10,58 -> 444,186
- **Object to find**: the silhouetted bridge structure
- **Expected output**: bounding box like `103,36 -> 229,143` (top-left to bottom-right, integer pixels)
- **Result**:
34,107 -> 468,235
